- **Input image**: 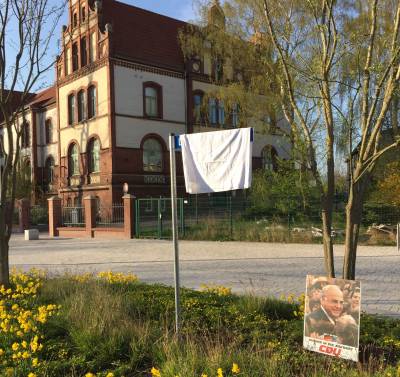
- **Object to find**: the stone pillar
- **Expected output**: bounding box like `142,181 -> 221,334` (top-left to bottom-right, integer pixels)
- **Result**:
18,199 -> 30,233
84,195 -> 96,238
123,194 -> 135,239
48,196 -> 62,237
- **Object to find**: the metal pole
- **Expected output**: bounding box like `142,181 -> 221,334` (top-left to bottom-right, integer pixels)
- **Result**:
397,223 -> 400,252
169,133 -> 180,334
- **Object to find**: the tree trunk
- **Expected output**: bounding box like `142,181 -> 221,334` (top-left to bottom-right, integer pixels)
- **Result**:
0,225 -> 10,287
343,177 -> 366,280
322,206 -> 335,277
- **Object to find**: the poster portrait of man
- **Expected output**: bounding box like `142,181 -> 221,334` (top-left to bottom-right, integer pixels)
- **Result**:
303,275 -> 361,362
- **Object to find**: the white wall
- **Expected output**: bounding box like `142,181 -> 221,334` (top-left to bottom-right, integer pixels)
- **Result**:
114,65 -> 186,123
115,116 -> 185,149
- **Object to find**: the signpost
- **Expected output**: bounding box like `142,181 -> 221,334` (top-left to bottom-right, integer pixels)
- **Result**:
169,133 -> 181,334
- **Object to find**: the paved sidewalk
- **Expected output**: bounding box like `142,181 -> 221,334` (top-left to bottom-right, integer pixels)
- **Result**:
9,234 -> 400,317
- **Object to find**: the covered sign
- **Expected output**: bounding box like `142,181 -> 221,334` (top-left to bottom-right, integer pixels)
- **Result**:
180,128 -> 253,194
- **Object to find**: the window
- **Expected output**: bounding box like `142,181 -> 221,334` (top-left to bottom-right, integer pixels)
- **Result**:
87,85 -> 96,118
45,156 -> 55,184
231,103 -> 239,127
21,122 -> 30,148
66,197 -> 72,207
208,98 -> 217,125
81,6 -> 86,22
143,83 -> 162,118
77,90 -> 86,122
65,48 -> 70,75
143,138 -> 163,172
89,32 -> 96,63
193,92 -> 203,124
73,12 -> 78,27
88,138 -> 100,173
218,100 -> 225,126
80,37 -> 87,67
262,145 -> 277,171
72,42 -> 78,71
213,58 -> 224,82
68,94 -> 75,125
45,119 -> 53,144
68,143 -> 79,177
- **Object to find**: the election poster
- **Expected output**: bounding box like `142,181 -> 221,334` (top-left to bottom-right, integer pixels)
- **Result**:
303,275 -> 361,362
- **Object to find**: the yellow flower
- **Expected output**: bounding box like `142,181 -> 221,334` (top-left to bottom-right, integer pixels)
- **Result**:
11,343 -> 19,351
106,373 -> 114,377
232,363 -> 240,374
217,368 -> 223,377
85,373 -> 96,377
201,374 -> 208,377
151,367 -> 161,377
0,348 -> 3,356
32,358 -> 38,367
28,373 -> 37,377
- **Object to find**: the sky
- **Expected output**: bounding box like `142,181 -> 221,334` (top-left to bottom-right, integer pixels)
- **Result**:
32,1 -> 200,90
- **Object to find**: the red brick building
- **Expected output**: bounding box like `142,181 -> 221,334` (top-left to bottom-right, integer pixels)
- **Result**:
12,0 -> 291,207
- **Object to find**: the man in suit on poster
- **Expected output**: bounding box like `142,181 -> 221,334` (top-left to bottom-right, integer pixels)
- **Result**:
305,284 -> 344,339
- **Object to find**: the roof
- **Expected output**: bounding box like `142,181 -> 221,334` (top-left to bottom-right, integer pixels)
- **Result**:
103,0 -> 188,71
29,86 -> 56,108
0,90 -> 35,123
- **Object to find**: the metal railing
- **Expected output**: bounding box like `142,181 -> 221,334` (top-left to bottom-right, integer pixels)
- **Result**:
62,206 -> 85,227
134,195 -> 400,243
96,203 -> 124,227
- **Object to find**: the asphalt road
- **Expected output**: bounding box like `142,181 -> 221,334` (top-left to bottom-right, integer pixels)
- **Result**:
9,234 -> 400,317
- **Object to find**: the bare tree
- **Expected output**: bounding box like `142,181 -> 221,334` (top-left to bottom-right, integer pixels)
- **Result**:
182,0 -> 400,279
0,0 -> 65,286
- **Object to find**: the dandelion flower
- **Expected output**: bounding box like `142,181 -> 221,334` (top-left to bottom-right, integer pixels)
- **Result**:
151,367 -> 161,377
85,373 -> 96,377
106,373 -> 114,377
28,373 -> 36,377
217,368 -> 223,377
232,363 -> 240,374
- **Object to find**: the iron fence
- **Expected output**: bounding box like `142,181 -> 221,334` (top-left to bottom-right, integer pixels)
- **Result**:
62,206 -> 85,227
96,203 -> 124,227
135,194 -> 400,244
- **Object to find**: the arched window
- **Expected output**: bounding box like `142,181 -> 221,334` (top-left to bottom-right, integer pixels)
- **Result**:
87,85 -> 96,118
68,143 -> 79,177
262,145 -> 278,171
80,37 -> 87,67
72,42 -> 78,71
143,82 -> 162,118
143,138 -> 163,172
231,103 -> 239,127
21,122 -> 30,148
77,90 -> 86,122
81,6 -> 86,22
87,138 -> 100,173
218,100 -> 225,126
208,98 -> 217,125
73,12 -> 78,27
45,119 -> 53,144
193,92 -> 204,124
45,156 -> 55,184
68,94 -> 75,125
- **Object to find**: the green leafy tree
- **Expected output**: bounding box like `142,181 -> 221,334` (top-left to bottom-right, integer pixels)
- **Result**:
181,0 -> 400,279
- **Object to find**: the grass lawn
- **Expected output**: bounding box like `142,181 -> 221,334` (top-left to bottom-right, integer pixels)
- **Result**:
1,270 -> 399,377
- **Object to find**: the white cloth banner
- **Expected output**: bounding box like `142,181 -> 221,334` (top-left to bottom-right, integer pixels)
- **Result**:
180,128 -> 252,194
